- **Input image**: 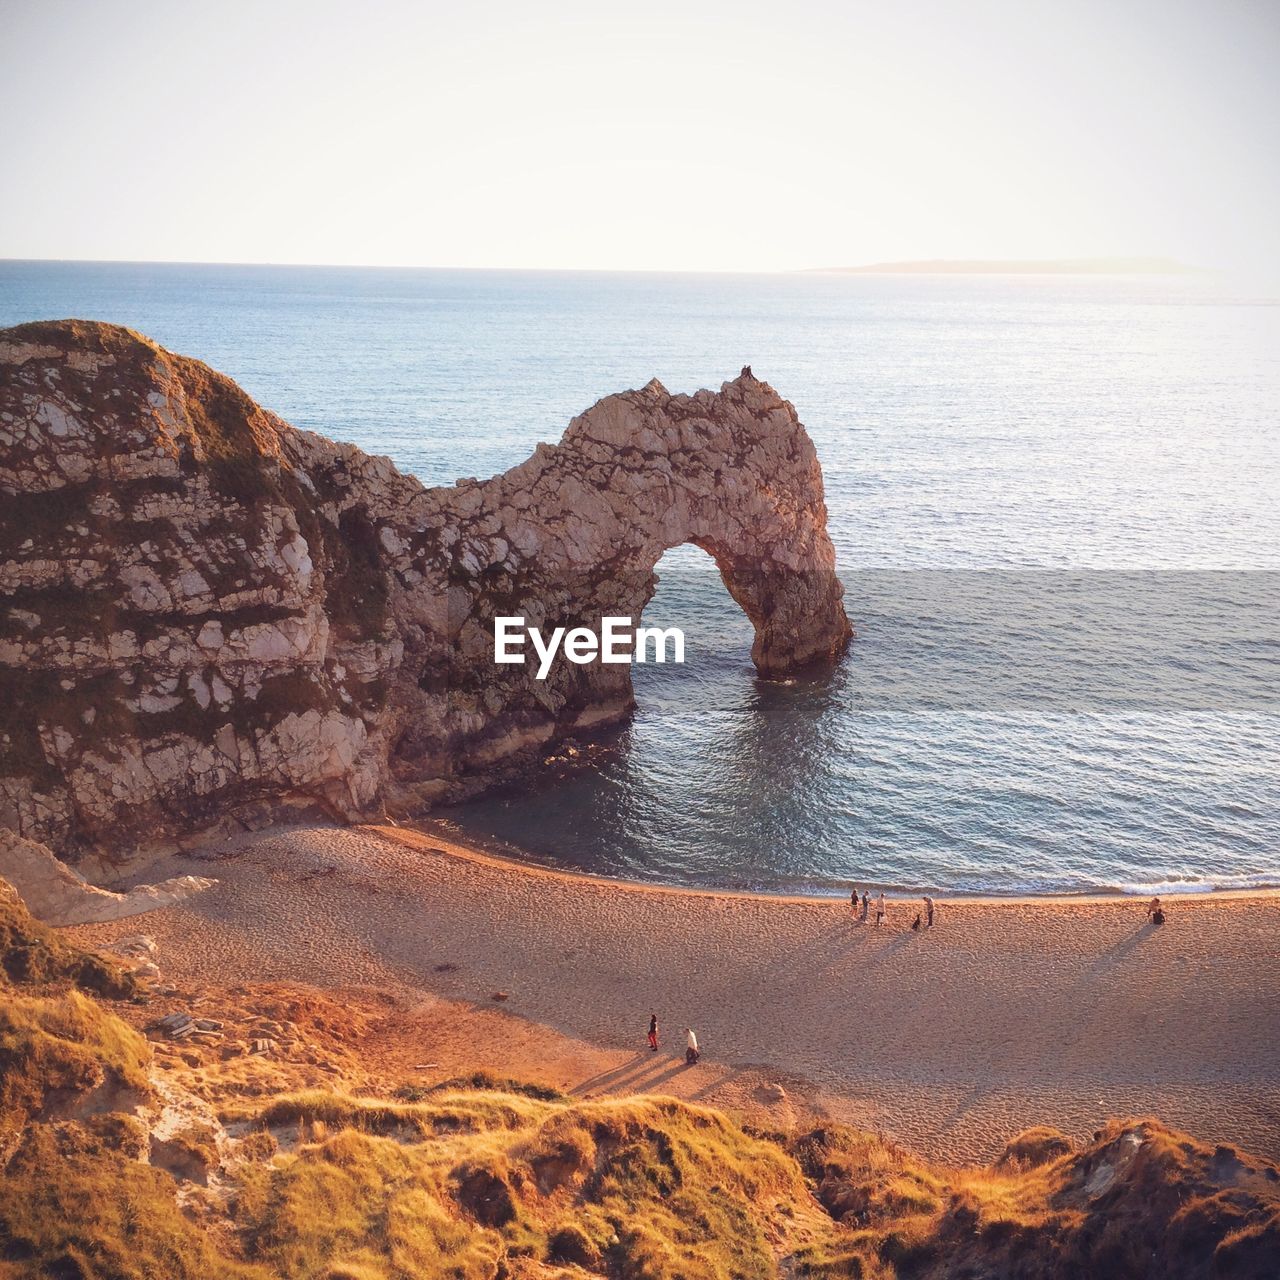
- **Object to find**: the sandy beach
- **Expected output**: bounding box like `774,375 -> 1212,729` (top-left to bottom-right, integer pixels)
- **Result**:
71,822 -> 1280,1166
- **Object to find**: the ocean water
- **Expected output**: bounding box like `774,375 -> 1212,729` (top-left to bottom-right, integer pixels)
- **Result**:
2,260 -> 1278,895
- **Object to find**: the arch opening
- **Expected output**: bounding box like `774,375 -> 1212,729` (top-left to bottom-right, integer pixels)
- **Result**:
640,543 -> 757,674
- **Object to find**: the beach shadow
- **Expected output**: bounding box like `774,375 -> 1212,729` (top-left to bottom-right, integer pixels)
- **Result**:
1084,923 -> 1156,980
643,1059 -> 704,1091
570,1052 -> 657,1096
572,1053 -> 701,1097
758,920 -> 926,989
937,1082 -> 990,1135
857,930 -> 919,969
760,920 -> 870,980
690,1066 -> 743,1100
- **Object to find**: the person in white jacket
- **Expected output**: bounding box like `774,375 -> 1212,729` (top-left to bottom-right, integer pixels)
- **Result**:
685,1027 -> 700,1064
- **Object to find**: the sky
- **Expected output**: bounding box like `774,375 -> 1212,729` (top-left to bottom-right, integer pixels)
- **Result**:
0,0 -> 1277,273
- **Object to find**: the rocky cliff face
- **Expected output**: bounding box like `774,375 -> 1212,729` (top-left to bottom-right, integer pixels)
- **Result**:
0,320 -> 850,857
0,828 -> 213,925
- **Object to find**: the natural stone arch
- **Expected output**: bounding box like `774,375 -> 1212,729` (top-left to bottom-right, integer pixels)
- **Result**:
400,367 -> 852,668
373,369 -> 853,797
0,324 -> 851,853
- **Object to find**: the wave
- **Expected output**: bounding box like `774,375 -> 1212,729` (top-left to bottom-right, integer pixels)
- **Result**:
1098,874 -> 1280,897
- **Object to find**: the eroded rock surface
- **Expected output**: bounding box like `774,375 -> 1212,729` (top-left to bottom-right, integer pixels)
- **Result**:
1,320 -> 851,856
0,829 -> 214,925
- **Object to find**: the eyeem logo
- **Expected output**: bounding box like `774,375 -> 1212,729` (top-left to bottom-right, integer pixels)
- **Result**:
494,616 -> 685,680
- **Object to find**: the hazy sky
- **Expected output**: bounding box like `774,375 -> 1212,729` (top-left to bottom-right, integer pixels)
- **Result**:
1,0 -> 1277,272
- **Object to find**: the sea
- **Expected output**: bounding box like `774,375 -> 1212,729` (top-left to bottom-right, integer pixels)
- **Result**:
2,259 -> 1278,896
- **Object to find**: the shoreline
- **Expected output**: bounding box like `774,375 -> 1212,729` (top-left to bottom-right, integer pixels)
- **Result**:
413,816 -> 1280,907
69,819 -> 1280,1165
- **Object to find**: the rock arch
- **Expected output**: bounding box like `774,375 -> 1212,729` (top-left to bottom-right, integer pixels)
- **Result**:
0,323 -> 851,853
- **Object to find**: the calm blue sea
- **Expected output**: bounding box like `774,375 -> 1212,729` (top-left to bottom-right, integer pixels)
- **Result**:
3,260 -> 1278,895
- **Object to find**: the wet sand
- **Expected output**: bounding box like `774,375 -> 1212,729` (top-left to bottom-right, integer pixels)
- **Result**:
71,822 -> 1280,1165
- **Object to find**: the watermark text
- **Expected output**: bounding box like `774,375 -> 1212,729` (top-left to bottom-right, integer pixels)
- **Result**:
494,616 -> 685,679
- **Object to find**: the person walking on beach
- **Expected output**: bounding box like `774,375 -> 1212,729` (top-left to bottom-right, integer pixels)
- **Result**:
925,895 -> 935,928
648,1012 -> 659,1052
875,892 -> 886,926
685,1027 -> 700,1065
860,892 -> 870,923
850,887 -> 860,918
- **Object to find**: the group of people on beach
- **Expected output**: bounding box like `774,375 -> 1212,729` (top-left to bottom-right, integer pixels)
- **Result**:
644,889 -> 1169,1061
847,889 -> 1167,929
648,1012 -> 700,1064
849,888 -> 937,931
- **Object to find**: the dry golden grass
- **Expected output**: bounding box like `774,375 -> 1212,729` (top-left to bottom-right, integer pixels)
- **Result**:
0,878 -> 135,998
5,1014 -> 1279,1280
2,901 -> 1277,1280
786,1116 -> 1280,1278
0,989 -> 152,1143
230,1088 -> 814,1280
0,1127 -> 261,1280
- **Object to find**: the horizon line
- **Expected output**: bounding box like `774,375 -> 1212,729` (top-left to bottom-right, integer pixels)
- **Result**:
0,253 -> 1219,277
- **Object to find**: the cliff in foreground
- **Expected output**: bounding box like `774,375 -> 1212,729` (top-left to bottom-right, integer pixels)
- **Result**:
1,880 -> 1277,1280
0,321 -> 850,858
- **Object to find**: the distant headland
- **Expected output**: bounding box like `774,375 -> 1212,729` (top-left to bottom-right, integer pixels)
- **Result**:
814,256 -> 1203,275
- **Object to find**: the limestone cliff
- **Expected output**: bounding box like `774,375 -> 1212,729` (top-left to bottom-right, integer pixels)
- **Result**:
0,828 -> 213,925
0,320 -> 851,857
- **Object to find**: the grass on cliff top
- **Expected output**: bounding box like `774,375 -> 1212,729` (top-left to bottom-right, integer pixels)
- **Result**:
0,876 -> 136,998
0,1127 -> 261,1280
787,1116 -> 1280,1279
231,1087 -> 811,1280
6,1057 -> 1280,1280
0,989 -> 152,1144
1,903 -> 1277,1280
6,319 -> 285,500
